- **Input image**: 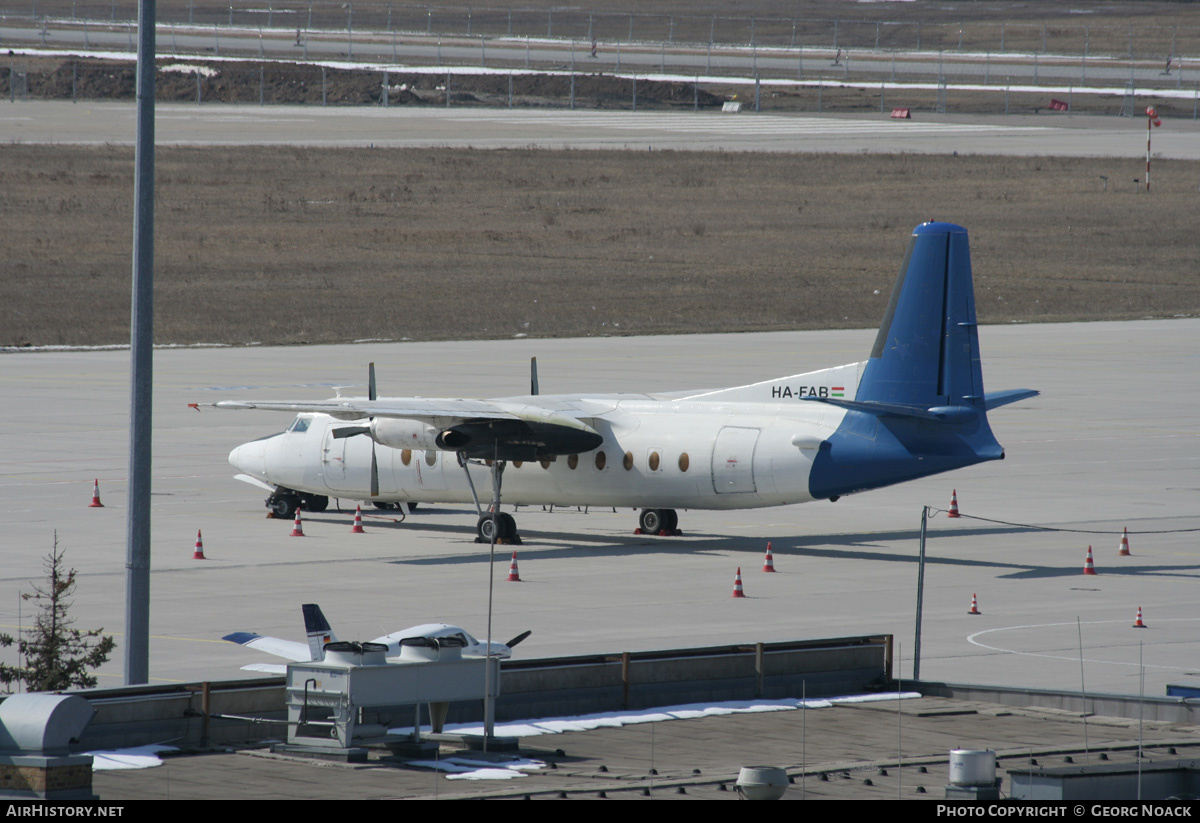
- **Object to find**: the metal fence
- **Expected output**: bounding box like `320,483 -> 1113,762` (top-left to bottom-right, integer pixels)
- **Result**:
5,0 -> 1200,59
3,0 -> 1199,118
6,59 -> 1199,121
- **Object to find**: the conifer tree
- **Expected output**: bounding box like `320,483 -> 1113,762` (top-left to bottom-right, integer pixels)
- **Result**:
0,535 -> 115,692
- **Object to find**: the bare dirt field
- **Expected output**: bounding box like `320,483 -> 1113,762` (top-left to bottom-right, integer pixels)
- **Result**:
7,57 -> 1194,120
3,1 -> 1197,348
3,145 -> 1196,348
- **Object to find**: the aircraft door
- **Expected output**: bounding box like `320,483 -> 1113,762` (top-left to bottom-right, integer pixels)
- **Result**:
321,429 -> 347,489
712,427 -> 760,494
321,429 -> 387,494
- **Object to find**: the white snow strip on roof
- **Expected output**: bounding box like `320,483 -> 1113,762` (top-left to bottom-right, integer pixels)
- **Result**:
85,744 -> 177,770
390,691 -> 920,741
407,755 -> 546,780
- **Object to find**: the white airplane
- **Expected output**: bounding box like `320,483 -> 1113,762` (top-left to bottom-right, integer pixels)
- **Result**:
205,222 -> 1037,543
223,603 -> 531,673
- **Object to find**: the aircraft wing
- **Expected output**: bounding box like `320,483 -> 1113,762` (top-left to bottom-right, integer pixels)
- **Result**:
211,397 -> 595,430
222,631 -> 313,662
210,397 -> 603,460
212,397 -> 516,421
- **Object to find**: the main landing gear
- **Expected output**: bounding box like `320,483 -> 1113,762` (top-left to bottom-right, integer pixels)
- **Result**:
636,508 -> 681,536
477,511 -> 519,543
266,487 -> 328,519
458,453 -> 523,545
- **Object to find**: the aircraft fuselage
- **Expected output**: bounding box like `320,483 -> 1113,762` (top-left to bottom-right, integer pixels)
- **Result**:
231,391 -> 854,511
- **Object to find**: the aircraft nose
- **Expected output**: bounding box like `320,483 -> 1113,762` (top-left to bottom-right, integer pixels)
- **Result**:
229,439 -> 268,476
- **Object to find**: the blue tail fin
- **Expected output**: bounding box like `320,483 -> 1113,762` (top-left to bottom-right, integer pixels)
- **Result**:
808,222 -> 1026,500
857,221 -> 983,410
303,603 -> 335,661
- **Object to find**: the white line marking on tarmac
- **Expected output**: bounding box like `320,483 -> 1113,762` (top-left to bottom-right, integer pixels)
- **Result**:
443,111 -> 1048,136
967,619 -> 1200,672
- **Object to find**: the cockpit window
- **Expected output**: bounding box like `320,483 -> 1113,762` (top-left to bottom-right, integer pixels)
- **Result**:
288,416 -> 310,434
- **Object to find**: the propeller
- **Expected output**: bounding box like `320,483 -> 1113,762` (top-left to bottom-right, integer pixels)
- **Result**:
329,363 -> 380,496
505,629 -> 532,649
530,357 -> 539,396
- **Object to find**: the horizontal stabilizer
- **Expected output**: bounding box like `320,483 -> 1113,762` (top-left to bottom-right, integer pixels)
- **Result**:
221,631 -> 312,662
801,396 -> 980,423
984,389 -> 1040,410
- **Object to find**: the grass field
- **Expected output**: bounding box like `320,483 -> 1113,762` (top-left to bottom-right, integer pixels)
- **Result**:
3,145 -> 1196,348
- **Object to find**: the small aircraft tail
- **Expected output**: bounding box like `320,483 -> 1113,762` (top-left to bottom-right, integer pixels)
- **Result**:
856,221 -> 983,411
808,222 -> 1037,499
302,603 -> 336,661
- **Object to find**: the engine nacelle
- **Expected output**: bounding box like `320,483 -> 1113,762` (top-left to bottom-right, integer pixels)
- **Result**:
371,418 -> 442,451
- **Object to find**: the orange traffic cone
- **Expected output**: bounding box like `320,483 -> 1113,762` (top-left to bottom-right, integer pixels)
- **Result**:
290,510 -> 305,537
731,567 -> 746,598
1118,528 -> 1131,557
947,489 -> 961,518
193,529 -> 206,560
506,551 -> 521,582
762,542 -> 777,573
1133,606 -> 1146,628
968,593 -> 981,615
351,505 -> 366,534
1083,545 -> 1097,575
88,479 -> 104,508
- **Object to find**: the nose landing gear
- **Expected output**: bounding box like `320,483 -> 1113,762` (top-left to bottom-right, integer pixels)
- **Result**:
266,488 -> 328,519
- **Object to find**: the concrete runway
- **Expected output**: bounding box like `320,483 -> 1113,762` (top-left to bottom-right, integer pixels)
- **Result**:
2,320 -> 1198,696
5,101 -> 1200,157
2,94 -> 1196,703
